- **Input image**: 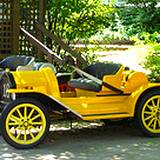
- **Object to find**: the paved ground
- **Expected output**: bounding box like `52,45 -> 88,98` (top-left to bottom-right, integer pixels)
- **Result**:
1,122 -> 160,160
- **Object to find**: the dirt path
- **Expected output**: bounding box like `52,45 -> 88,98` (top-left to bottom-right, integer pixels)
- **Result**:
95,45 -> 148,72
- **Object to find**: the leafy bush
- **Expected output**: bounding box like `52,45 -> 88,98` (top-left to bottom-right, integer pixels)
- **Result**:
143,43 -> 160,82
139,32 -> 159,44
124,0 -> 160,33
44,0 -> 114,67
110,1 -> 160,38
46,0 -> 113,45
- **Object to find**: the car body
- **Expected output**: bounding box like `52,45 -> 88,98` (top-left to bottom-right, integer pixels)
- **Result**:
0,55 -> 35,106
1,62 -> 160,149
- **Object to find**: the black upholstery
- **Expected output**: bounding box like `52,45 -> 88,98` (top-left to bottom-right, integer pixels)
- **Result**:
0,55 -> 34,71
68,78 -> 101,92
73,62 -> 121,79
57,73 -> 71,84
69,62 -> 121,92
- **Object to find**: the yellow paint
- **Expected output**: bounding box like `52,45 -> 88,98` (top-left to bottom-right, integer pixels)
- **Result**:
5,103 -> 47,145
102,66 -> 124,91
57,95 -> 130,120
7,67 -> 160,121
76,88 -> 96,97
10,67 -> 60,97
123,71 -> 148,92
141,95 -> 160,133
127,83 -> 160,116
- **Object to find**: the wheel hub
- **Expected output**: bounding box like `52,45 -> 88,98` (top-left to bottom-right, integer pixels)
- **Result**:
23,121 -> 29,127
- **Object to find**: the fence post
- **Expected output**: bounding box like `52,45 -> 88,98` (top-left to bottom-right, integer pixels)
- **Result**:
12,0 -> 20,54
37,0 -> 45,60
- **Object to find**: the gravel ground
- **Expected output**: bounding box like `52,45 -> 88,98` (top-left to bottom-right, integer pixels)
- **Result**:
1,46 -> 157,160
1,122 -> 160,160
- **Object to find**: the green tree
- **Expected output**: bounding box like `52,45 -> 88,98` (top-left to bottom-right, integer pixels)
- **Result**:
124,0 -> 160,33
46,0 -> 113,54
126,0 -> 157,8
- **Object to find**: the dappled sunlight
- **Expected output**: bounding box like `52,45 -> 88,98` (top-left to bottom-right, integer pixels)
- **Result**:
96,46 -> 148,72
1,121 -> 160,159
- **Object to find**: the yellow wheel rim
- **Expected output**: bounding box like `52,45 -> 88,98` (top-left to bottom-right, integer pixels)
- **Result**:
142,96 -> 160,133
6,103 -> 47,145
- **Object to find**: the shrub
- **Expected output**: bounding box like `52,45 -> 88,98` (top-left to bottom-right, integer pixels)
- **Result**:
143,43 -> 160,82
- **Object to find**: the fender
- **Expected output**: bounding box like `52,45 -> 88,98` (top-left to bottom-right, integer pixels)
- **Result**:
8,67 -> 60,98
128,83 -> 160,116
7,91 -> 83,119
6,68 -> 83,119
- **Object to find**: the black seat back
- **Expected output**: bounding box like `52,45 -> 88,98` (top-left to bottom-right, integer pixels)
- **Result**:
74,62 -> 121,79
0,55 -> 34,71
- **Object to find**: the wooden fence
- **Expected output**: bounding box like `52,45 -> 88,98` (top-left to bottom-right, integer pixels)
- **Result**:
0,0 -> 84,65
0,0 -> 45,59
0,0 -> 19,58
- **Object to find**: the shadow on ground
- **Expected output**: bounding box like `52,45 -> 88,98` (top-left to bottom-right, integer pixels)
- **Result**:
0,122 -> 160,160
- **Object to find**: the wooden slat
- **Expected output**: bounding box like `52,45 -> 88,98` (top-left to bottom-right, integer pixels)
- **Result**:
19,0 -> 39,56
12,0 -> 19,54
36,0 -> 45,60
36,23 -> 87,65
20,27 -> 63,64
0,0 -> 13,55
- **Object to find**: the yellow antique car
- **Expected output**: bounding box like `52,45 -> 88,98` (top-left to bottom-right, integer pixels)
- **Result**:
1,60 -> 160,149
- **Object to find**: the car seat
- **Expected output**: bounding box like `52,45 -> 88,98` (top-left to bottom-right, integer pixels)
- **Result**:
0,55 -> 35,71
68,62 -> 121,92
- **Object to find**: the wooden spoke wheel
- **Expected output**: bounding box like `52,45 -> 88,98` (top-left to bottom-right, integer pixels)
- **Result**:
1,98 -> 50,149
136,90 -> 160,136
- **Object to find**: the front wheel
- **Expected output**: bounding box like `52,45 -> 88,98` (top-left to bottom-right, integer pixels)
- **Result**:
1,98 -> 50,149
136,90 -> 160,137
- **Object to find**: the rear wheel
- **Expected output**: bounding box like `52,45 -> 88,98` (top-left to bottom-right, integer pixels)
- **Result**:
136,90 -> 160,136
1,98 -> 50,149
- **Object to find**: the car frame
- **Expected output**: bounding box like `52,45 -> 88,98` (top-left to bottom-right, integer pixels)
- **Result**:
1,30 -> 160,149
0,55 -> 35,106
1,60 -> 160,149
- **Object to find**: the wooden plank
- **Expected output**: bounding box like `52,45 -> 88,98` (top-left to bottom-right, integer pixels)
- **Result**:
12,0 -> 20,54
20,27 -> 63,64
0,0 -> 12,55
19,0 -> 39,56
37,0 -> 45,60
36,23 -> 87,65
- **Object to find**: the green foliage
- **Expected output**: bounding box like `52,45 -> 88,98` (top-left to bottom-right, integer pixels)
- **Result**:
90,2 -> 159,43
89,27 -> 129,43
88,11 -> 130,43
101,0 -> 160,42
126,0 -> 158,7
45,0 -> 113,66
122,1 -> 160,34
139,32 -> 159,43
46,0 -> 112,41
143,43 -> 160,82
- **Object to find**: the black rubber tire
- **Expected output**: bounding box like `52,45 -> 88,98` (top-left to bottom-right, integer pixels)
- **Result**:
1,98 -> 50,149
135,90 -> 160,137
